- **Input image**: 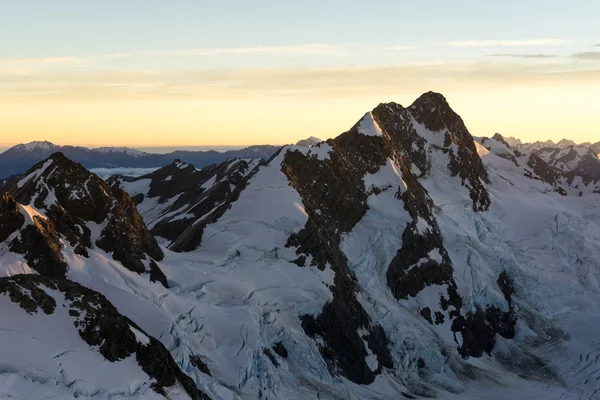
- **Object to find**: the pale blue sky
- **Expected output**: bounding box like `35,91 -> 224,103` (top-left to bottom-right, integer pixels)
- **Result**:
2,1 -> 598,67
1,1 -> 599,147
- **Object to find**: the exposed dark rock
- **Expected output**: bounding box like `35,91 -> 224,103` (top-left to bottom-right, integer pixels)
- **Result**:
10,220 -> 68,277
451,306 -> 517,358
2,153 -> 167,285
481,136 -> 519,166
190,355 -> 212,376
168,158 -> 267,252
451,272 -> 517,358
386,221 -> 459,312
263,348 -> 279,367
408,92 -> 491,212
0,276 -> 57,315
525,153 -> 562,185
291,255 -> 307,267
283,130 -> 393,384
492,133 -> 511,148
272,342 -> 288,358
420,307 -> 433,324
435,311 -> 445,325
0,192 -> 24,242
281,94 -> 501,381
0,274 -> 210,399
111,158 -> 264,252
530,146 -> 600,186
555,187 -> 567,196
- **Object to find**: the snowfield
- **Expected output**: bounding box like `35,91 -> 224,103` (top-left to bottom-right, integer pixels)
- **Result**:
114,134 -> 600,399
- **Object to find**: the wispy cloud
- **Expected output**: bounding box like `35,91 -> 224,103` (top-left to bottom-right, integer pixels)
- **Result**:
0,44 -> 345,68
571,52 -> 600,60
140,44 -> 345,57
449,39 -> 567,47
488,54 -> 558,59
373,45 -> 417,51
2,61 -> 599,102
0,56 -> 86,65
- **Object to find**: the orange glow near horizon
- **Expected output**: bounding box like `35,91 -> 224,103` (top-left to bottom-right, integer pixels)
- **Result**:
2,65 -> 599,148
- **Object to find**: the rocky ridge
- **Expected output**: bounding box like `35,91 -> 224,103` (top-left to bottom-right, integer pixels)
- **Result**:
1,153 -> 167,285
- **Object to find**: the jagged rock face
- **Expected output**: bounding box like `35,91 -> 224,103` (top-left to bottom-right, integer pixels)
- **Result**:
480,136 -> 519,166
526,154 -> 563,185
534,147 -> 600,185
279,94 -> 500,384
0,191 -> 68,277
283,133 -> 394,384
0,192 -> 24,242
2,153 -> 166,285
451,272 -> 517,358
0,274 -> 209,399
492,133 -> 511,148
110,158 -> 261,251
408,92 -> 491,211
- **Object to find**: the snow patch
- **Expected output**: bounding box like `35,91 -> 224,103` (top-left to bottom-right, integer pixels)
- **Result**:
357,112 -> 384,137
17,159 -> 53,188
129,326 -> 151,346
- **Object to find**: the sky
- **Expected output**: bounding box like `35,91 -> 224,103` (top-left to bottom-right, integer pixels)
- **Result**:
1,0 -> 599,149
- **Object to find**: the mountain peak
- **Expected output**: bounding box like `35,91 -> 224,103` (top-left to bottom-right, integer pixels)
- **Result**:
93,147 -> 148,157
2,154 -> 166,285
492,133 -> 511,148
413,90 -> 448,104
296,136 -> 322,147
557,138 -> 577,148
11,141 -> 60,153
408,91 -> 457,132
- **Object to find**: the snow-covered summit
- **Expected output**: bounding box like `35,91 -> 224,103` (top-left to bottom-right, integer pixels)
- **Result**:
93,147 -> 149,157
295,136 -> 322,147
12,140 -> 61,153
1,152 -> 167,284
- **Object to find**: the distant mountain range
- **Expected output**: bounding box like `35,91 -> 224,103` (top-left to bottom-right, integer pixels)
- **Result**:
0,141 -> 280,178
504,136 -> 600,155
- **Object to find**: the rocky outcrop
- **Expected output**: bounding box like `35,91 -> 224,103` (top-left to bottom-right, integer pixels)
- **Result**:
2,153 -> 166,285
0,274 -> 210,399
0,192 -> 24,242
492,133 -> 511,148
0,191 -> 69,277
451,272 -> 516,358
480,135 -> 519,166
408,92 -> 491,211
110,158 -> 262,252
525,153 -> 563,185
283,131 -> 394,385
280,93 -> 517,384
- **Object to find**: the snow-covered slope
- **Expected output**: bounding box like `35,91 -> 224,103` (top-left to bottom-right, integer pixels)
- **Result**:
2,92 -> 600,399
0,274 -> 207,399
0,153 -> 167,283
108,158 -> 261,249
